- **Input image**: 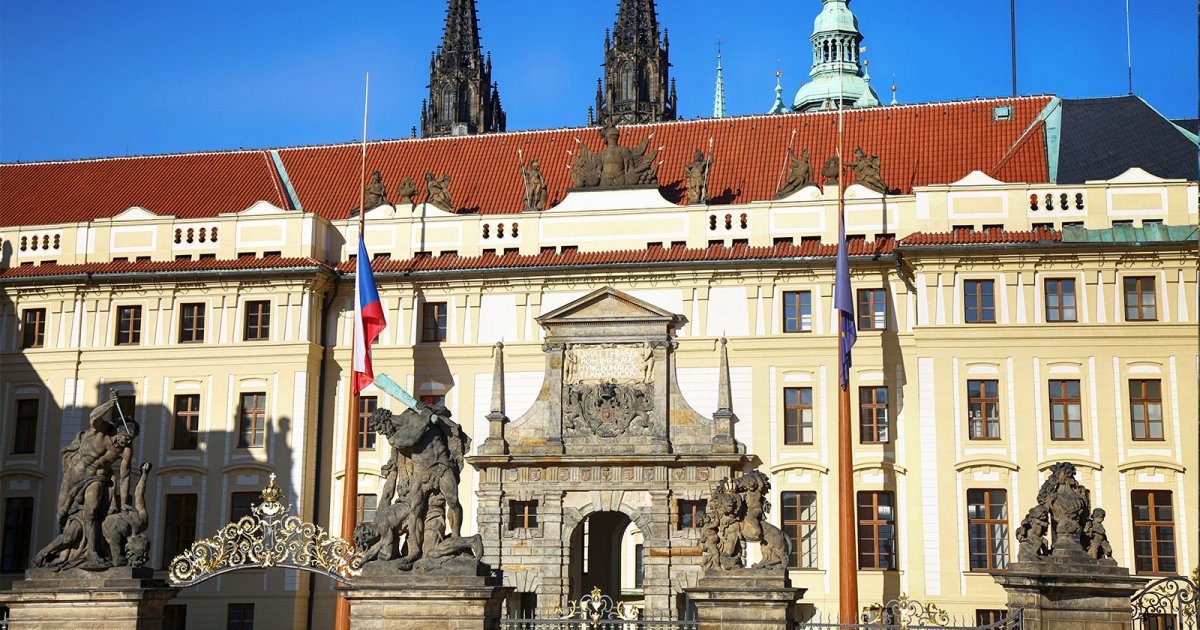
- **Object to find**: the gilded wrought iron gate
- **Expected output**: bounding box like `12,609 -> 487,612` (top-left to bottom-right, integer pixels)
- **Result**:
1132,570 -> 1198,630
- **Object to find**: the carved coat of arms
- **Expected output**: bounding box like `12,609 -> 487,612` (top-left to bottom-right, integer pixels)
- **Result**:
564,381 -> 653,438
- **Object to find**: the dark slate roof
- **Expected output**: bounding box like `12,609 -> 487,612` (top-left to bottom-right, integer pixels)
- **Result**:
1172,118 -> 1198,135
1057,96 -> 1198,184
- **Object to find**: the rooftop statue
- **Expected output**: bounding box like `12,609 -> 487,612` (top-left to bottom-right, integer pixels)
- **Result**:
32,390 -> 148,570
775,148 -> 815,198
848,147 -> 888,194
699,470 -> 791,573
356,398 -> 482,572
570,123 -> 661,189
519,154 -> 548,211
425,172 -> 454,211
685,148 -> 713,205
394,176 -> 418,207
350,171 -> 389,217
821,155 -> 840,188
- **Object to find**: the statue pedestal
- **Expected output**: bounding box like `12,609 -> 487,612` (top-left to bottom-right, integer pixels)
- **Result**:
685,571 -> 803,630
2,566 -> 178,630
339,565 -> 512,630
993,557 -> 1147,630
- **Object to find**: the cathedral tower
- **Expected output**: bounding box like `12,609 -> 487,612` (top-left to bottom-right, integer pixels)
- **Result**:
792,0 -> 880,112
594,0 -> 677,126
421,0 -> 506,137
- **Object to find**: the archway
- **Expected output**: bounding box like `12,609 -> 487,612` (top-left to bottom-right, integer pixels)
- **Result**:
568,510 -> 636,602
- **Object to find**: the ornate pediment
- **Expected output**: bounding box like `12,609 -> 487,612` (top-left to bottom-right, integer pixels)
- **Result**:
538,286 -> 684,326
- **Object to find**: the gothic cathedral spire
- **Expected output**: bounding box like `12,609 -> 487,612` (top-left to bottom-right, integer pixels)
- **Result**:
594,0 -> 676,126
421,0 -> 506,137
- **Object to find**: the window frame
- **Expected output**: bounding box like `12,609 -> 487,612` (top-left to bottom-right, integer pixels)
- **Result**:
21,308 -> 46,348
12,398 -> 39,455
172,394 -> 201,451
179,302 -> 206,344
508,500 -> 539,530
1,496 -> 35,572
856,288 -> 887,331
677,499 -> 707,530
421,301 -> 449,342
1123,276 -> 1157,322
1129,379 -> 1164,442
1048,379 -> 1083,441
237,392 -> 267,448
783,387 -> 814,445
115,304 -> 143,346
781,490 -> 818,570
230,491 -> 257,522
966,379 -> 1001,440
162,493 -> 198,569
358,396 -> 378,450
227,602 -> 255,630
857,490 -> 897,570
966,488 -> 1009,572
1131,489 -> 1176,575
781,290 -> 813,333
858,386 -> 890,444
356,494 -> 378,524
1043,278 -> 1077,323
243,300 -> 271,342
963,279 -> 996,324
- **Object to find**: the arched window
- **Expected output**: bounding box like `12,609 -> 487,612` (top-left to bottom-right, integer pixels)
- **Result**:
441,87 -> 455,122
619,65 -> 634,101
822,41 -> 830,62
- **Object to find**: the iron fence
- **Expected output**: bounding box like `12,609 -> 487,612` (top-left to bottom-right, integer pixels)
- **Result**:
1131,570 -> 1198,630
501,588 -> 697,630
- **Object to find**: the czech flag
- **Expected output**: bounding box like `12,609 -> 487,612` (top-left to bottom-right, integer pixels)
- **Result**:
834,211 -> 857,389
353,236 -> 386,394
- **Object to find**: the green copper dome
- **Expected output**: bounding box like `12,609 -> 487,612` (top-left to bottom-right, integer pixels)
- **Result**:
792,0 -> 880,112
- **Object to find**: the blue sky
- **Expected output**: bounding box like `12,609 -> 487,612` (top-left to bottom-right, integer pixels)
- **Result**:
1,1 -> 1195,163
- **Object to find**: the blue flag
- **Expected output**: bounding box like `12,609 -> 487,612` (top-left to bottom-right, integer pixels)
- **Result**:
834,212 -> 857,388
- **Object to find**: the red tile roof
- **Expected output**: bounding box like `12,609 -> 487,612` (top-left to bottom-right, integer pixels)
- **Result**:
337,237 -> 896,274
899,227 -> 1063,246
0,96 -> 1053,227
0,256 -> 331,280
284,96 -> 1053,219
0,150 -> 289,228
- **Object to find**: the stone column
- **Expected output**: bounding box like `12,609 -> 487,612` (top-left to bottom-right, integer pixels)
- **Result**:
685,573 -> 802,630
341,571 -> 513,630
3,567 -> 178,630
993,562 -> 1146,630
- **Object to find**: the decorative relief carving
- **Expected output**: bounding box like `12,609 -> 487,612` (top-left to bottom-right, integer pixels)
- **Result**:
564,342 -> 655,385
563,381 -> 654,438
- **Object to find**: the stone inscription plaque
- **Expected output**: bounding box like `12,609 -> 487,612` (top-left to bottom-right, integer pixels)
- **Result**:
565,343 -> 653,384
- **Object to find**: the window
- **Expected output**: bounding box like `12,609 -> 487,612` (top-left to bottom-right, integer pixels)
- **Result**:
172,394 -> 201,451
244,300 -> 270,341
857,491 -> 896,570
227,603 -> 255,630
975,611 -> 1005,625
358,396 -> 378,450
162,493 -> 198,567
13,398 -> 38,454
967,380 -> 1000,440
1044,278 -> 1077,322
1048,380 -> 1082,440
230,492 -> 257,521
781,491 -> 818,569
509,500 -> 538,530
421,302 -> 448,342
966,489 -> 1009,571
782,291 -> 812,333
1131,490 -> 1176,575
21,308 -> 46,348
1130,380 -> 1164,441
357,494 -> 378,524
116,305 -> 142,345
1140,614 -> 1179,630
179,303 -> 205,343
237,393 -> 266,448
634,544 -> 644,588
856,289 -> 887,330
677,500 -> 707,530
1,497 -> 34,571
858,386 -> 889,444
964,280 -> 996,323
420,394 -> 445,407
784,387 -> 814,445
116,394 -> 136,423
163,604 -> 187,630
1124,276 -> 1157,321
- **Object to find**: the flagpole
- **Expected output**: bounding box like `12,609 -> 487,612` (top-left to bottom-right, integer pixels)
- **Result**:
335,72 -> 369,630
835,61 -> 860,624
